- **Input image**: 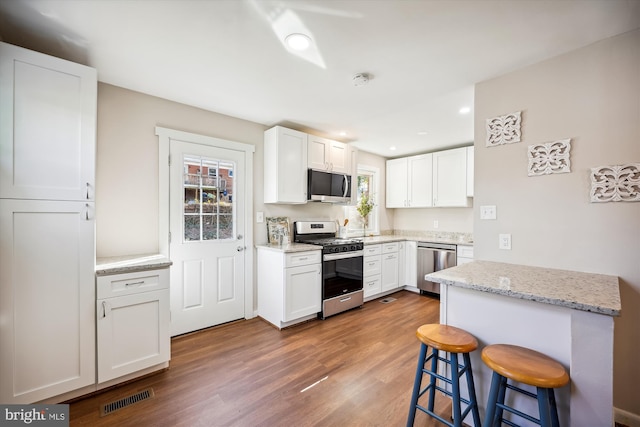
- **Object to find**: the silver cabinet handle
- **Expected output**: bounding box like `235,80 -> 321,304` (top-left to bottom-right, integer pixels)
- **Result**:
298,257 -> 308,261
86,182 -> 90,199
126,281 -> 144,287
102,301 -> 110,318
237,246 -> 244,252
85,203 -> 90,220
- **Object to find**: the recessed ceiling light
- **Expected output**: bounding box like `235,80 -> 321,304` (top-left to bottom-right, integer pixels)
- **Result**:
389,146 -> 397,151
417,131 -> 428,136
338,131 -> 348,137
459,106 -> 471,114
285,33 -> 311,51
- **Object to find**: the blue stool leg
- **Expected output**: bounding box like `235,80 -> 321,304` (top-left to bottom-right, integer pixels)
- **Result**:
537,387 -> 552,427
462,353 -> 481,427
495,375 -> 508,425
450,352 -> 462,427
407,343 -> 428,426
549,388 -> 560,427
427,348 -> 439,413
483,371 -> 503,427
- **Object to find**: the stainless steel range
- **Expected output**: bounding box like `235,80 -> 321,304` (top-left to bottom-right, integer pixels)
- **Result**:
293,221 -> 364,319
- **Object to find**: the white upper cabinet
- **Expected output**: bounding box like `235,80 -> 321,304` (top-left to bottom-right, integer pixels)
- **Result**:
433,147 -> 469,207
0,42 -> 97,201
307,134 -> 351,175
264,126 -> 308,204
386,154 -> 433,208
466,146 -> 474,197
387,147 -> 471,208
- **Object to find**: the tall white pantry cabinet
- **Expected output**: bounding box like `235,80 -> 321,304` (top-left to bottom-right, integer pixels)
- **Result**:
0,42 -> 97,403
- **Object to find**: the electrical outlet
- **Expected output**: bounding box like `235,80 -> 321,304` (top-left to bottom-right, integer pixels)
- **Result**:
499,233 -> 512,250
481,205 -> 497,220
433,220 -> 439,229
256,211 -> 264,223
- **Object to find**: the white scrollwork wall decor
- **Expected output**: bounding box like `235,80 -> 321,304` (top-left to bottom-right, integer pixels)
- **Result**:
590,163 -> 640,203
527,139 -> 571,176
486,111 -> 522,147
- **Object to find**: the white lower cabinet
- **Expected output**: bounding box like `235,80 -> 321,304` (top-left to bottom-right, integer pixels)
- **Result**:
258,248 -> 322,329
364,242 -> 402,300
96,269 -> 170,383
457,245 -> 474,265
381,243 -> 399,292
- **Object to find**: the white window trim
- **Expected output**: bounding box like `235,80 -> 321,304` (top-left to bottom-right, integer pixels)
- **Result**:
344,164 -> 380,237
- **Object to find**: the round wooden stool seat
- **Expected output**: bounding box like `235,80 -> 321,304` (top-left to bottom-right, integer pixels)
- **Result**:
482,344 -> 569,389
416,324 -> 478,354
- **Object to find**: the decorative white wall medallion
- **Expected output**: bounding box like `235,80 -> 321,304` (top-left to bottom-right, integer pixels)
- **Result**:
527,139 -> 571,176
590,163 -> 640,203
486,111 -> 522,147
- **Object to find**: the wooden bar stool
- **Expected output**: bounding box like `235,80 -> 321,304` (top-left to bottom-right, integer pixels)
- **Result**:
482,344 -> 570,427
407,324 -> 481,427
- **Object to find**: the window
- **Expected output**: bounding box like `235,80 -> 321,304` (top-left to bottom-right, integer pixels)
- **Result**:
183,155 -> 235,241
344,165 -> 379,236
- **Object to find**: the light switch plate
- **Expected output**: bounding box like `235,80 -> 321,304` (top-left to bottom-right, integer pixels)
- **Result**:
481,205 -> 497,220
256,211 -> 264,223
499,233 -> 512,250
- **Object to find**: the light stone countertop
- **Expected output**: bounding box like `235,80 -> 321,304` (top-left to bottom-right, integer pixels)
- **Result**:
96,254 -> 173,276
256,234 -> 473,253
255,243 -> 322,253
426,260 -> 621,316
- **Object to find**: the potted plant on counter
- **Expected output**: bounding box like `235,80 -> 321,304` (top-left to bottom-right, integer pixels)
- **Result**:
356,194 -> 375,237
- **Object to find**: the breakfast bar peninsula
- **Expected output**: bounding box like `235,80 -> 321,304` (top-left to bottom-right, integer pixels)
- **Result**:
426,260 -> 621,427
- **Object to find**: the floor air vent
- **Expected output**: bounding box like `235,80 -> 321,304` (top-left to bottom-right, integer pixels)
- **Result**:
380,297 -> 397,304
100,388 -> 154,416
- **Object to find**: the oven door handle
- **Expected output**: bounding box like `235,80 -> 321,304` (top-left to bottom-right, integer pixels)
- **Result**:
323,250 -> 364,261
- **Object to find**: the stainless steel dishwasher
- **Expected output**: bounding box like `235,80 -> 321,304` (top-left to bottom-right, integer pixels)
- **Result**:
417,242 -> 457,295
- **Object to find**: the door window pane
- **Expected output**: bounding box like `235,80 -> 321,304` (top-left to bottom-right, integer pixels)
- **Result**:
183,155 -> 235,242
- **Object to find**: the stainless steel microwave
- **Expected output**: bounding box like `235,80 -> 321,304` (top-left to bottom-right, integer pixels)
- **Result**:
307,169 -> 352,203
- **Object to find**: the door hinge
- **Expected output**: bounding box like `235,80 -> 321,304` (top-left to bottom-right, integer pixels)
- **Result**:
169,231 -> 171,243
168,155 -> 171,166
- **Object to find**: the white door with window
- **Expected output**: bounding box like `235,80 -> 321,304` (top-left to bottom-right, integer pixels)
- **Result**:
168,140 -> 246,336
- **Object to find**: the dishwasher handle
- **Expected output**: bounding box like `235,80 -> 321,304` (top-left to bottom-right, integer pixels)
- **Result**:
417,242 -> 456,252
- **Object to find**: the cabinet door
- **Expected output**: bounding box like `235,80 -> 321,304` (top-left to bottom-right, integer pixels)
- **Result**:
0,199 -> 95,403
364,275 -> 382,298
433,147 -> 469,207
381,253 -> 399,291
264,126 -> 308,203
307,134 -> 330,171
398,242 -> 406,287
386,158 -> 408,208
97,289 -> 170,383
0,42 -> 97,201
405,241 -> 418,287
284,264 -> 321,321
408,154 -> 433,207
328,140 -> 349,174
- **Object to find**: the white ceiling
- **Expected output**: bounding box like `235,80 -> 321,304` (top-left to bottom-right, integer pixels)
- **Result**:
1,0 -> 638,157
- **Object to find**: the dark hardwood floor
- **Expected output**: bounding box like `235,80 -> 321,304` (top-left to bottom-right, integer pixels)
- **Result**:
70,291 -> 452,426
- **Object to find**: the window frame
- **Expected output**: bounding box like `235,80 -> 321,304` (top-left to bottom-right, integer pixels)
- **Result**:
344,164 -> 380,237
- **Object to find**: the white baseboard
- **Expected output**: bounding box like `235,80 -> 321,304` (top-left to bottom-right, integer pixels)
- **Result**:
615,407 -> 640,427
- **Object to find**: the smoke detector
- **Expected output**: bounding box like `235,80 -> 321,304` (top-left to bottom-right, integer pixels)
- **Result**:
352,73 -> 369,86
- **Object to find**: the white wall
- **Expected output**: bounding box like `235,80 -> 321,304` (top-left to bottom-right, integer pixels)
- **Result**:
392,207 -> 473,234
474,29 -> 640,416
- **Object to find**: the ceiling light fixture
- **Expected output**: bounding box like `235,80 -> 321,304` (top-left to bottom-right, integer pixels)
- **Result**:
417,131 -> 428,135
389,146 -> 397,151
459,106 -> 471,114
285,33 -> 311,51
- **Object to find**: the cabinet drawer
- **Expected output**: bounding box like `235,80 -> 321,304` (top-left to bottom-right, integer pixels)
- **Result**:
97,269 -> 169,299
382,242 -> 399,254
457,245 -> 474,259
364,257 -> 381,276
285,250 -> 321,268
364,275 -> 382,298
363,244 -> 381,256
